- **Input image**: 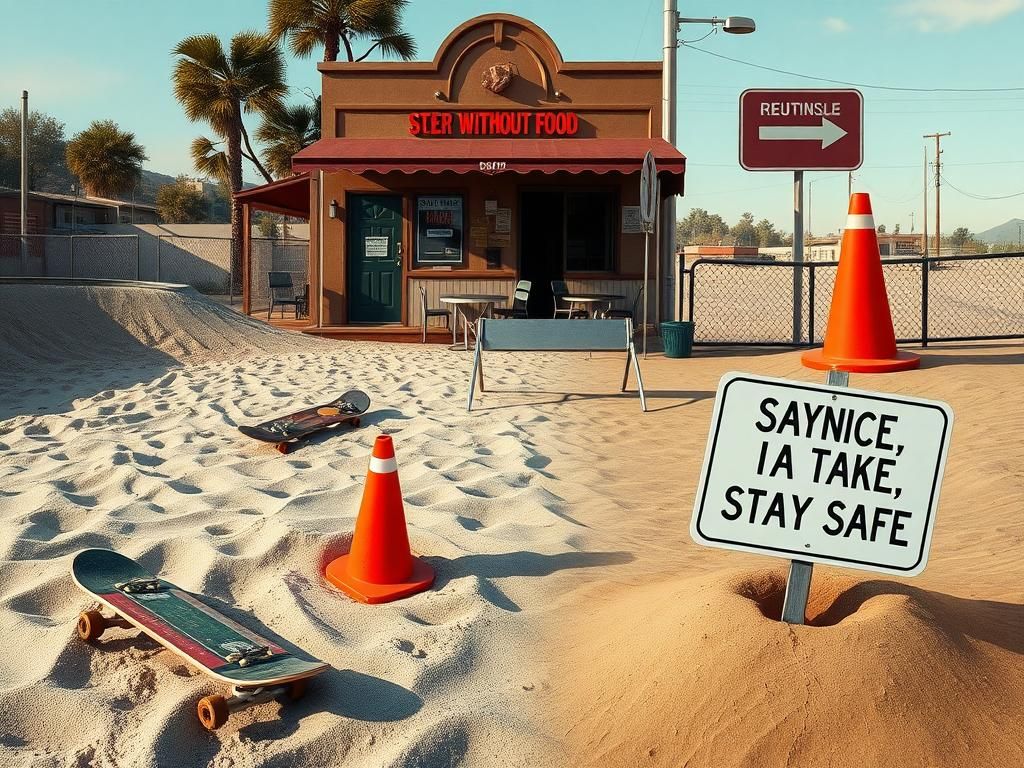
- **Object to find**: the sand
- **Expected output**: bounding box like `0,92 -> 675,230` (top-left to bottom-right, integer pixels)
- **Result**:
524,344 -> 1024,768
1,283 -> 1022,768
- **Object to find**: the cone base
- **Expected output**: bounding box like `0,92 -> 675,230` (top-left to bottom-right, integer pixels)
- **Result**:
324,554 -> 435,604
801,347 -> 921,373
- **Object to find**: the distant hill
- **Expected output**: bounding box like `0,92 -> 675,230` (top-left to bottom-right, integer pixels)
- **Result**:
976,218 -> 1023,245
137,169 -> 178,205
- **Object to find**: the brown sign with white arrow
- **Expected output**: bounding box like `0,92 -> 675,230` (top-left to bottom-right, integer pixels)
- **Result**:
739,89 -> 863,171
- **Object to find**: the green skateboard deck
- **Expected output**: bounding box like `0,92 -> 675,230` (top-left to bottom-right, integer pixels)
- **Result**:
238,390 -> 371,453
72,548 -> 329,729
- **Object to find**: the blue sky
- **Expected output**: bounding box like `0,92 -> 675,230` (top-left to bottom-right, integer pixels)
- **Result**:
2,0 -> 1022,236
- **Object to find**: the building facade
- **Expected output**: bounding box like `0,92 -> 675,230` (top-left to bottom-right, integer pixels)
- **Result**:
238,13 -> 685,335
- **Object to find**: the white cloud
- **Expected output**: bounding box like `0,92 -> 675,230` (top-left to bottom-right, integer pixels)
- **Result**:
822,17 -> 851,33
894,0 -> 1024,31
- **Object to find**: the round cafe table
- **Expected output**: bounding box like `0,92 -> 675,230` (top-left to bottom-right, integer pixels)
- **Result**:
439,294 -> 508,350
562,293 -> 625,319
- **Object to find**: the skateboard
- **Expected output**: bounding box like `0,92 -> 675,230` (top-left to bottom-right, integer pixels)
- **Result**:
238,390 -> 371,453
72,548 -> 330,730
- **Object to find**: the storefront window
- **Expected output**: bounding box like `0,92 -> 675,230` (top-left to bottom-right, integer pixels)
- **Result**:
565,190 -> 614,272
416,195 -> 464,265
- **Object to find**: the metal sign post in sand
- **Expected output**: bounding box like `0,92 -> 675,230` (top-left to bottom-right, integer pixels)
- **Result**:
780,368 -> 845,624
691,370 -> 954,624
640,151 -> 657,358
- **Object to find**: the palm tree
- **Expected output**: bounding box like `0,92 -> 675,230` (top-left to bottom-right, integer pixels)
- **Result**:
65,120 -> 147,199
172,31 -> 286,286
268,0 -> 416,62
256,96 -> 321,179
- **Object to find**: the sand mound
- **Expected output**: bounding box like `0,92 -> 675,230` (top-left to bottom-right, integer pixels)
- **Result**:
553,568 -> 1024,768
0,282 -> 304,369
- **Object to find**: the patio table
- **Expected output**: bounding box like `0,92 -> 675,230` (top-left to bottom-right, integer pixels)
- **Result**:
562,293 -> 626,319
439,294 -> 508,349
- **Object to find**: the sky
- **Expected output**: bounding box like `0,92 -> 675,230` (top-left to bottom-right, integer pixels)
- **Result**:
1,0 -> 1023,237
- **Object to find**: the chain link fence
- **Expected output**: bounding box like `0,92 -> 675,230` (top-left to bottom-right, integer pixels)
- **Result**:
0,234 -> 140,280
683,252 -> 1024,346
0,233 -> 310,311
247,239 -> 310,317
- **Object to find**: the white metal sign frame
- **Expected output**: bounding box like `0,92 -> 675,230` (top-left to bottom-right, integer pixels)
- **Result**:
690,372 -> 953,577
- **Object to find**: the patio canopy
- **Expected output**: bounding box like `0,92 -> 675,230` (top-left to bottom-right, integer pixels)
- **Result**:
234,173 -> 311,218
291,138 -> 686,194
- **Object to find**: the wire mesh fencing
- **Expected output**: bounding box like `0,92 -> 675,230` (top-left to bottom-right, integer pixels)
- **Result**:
247,239 -> 310,317
684,252 -> 1024,346
0,234 -> 139,280
156,236 -> 233,299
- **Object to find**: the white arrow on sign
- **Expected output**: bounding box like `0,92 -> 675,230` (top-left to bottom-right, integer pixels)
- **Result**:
758,118 -> 847,149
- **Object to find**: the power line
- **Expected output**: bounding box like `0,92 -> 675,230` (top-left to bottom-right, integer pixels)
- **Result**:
682,44 -> 1024,92
940,174 -> 1024,200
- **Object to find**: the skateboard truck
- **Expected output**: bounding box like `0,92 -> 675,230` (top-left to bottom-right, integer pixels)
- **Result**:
116,578 -> 163,594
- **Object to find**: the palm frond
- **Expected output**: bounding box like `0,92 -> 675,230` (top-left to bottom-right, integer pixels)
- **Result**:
190,135 -> 231,187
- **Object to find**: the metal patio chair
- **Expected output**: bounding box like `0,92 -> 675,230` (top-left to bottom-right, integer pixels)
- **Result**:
419,286 -> 451,342
551,279 -> 587,319
603,286 -> 643,321
268,272 -> 302,318
492,280 -> 531,319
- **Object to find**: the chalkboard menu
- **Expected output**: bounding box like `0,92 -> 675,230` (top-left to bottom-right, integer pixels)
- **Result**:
416,195 -> 464,264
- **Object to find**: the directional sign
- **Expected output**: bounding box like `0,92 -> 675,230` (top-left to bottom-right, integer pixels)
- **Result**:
739,89 -> 863,171
639,150 -> 657,231
690,373 -> 953,577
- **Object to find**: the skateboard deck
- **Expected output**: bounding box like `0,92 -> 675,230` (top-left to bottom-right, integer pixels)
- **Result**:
72,548 -> 329,730
238,389 -> 371,453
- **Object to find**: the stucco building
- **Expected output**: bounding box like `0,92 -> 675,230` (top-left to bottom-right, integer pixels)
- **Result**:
238,13 -> 686,338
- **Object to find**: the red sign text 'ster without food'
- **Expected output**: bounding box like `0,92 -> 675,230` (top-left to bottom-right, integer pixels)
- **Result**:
739,89 -> 863,171
408,111 -> 580,137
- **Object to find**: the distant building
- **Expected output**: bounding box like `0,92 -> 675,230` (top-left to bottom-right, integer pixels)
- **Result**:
808,232 -> 925,261
0,188 -> 160,232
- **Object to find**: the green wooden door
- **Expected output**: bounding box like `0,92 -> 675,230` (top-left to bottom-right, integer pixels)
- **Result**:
348,195 -> 403,323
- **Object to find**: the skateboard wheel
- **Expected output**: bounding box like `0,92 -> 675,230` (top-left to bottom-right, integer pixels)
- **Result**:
351,417 -> 361,428
77,610 -> 106,642
197,695 -> 229,730
276,442 -> 290,455
287,679 -> 308,701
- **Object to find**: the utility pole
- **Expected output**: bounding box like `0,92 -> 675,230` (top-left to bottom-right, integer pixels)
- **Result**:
20,90 -> 29,271
923,132 -> 950,258
662,0 -> 678,323
909,211 -> 915,233
922,148 -> 929,257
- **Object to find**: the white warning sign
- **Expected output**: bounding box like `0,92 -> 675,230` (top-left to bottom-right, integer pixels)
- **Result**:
690,372 -> 953,576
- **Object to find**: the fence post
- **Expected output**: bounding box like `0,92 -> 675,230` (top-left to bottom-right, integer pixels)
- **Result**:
687,262 -> 697,322
157,236 -> 162,282
921,256 -> 929,347
808,263 -> 816,345
134,235 -> 140,280
69,235 -> 75,279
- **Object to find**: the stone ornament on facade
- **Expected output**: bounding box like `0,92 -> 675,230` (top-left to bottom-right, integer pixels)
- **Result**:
481,63 -> 516,94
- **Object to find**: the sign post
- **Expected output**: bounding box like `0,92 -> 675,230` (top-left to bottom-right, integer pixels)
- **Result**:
739,89 -> 863,344
639,150 -> 657,358
691,371 -> 953,623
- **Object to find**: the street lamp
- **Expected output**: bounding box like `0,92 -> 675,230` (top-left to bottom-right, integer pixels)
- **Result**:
677,15 -> 755,33
662,3 -> 755,323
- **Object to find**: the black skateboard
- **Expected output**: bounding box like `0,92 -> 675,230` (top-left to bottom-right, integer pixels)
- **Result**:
239,390 -> 370,453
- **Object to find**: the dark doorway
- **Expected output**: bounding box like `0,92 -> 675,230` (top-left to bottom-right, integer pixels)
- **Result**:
519,190 -> 565,317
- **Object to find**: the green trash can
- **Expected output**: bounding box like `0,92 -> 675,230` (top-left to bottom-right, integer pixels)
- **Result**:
661,321 -> 694,358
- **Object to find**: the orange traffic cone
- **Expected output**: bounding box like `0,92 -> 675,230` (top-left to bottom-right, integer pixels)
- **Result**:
802,193 -> 920,373
325,435 -> 434,604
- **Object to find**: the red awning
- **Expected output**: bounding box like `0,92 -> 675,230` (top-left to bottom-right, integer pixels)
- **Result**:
234,172 -> 311,218
291,138 -> 685,194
